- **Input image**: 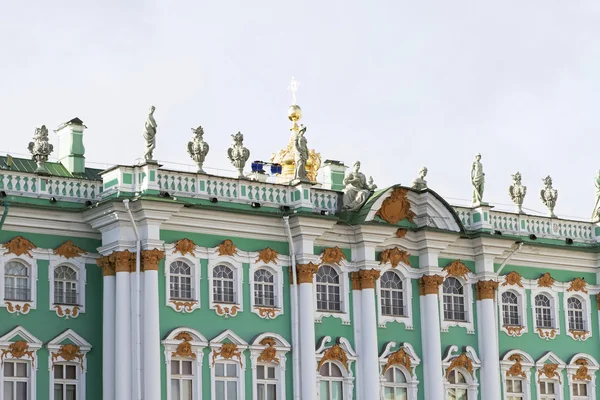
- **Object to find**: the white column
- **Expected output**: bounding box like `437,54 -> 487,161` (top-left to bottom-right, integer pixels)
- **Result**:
114,252 -> 132,400
477,281 -> 501,400
360,270 -> 380,399
350,274 -> 363,399
142,250 -> 163,400
419,275 -> 444,400
297,265 -> 318,400
99,260 -> 115,400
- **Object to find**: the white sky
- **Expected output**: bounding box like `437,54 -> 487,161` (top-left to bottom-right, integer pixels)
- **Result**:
1,1 -> 599,219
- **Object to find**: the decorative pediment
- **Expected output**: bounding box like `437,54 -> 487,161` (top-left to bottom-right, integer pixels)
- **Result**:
250,333 -> 291,367
380,342 -> 420,376
54,240 -> 87,259
502,271 -> 523,287
443,260 -> 470,280
172,238 -> 197,256
162,327 -> 208,364
379,247 -> 411,268
3,236 -> 36,257
568,354 -> 600,382
442,345 -> 481,378
0,326 -> 42,364
535,352 -> 565,383
376,188 -> 416,224
316,336 -> 356,372
507,354 -> 526,378
0,326 -> 43,346
256,248 -> 279,264
320,247 -> 347,266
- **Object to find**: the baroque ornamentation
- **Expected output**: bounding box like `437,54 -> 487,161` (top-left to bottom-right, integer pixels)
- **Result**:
419,275 -> 444,296
54,240 -> 86,259
255,307 -> 279,319
141,248 -> 165,271
172,332 -> 197,359
506,354 -> 526,378
475,280 -> 498,300
573,359 -> 592,381
5,302 -> 31,315
383,347 -> 412,374
567,278 -> 588,293
187,126 -> 210,173
509,172 -> 527,213
54,305 -> 80,319
170,300 -> 198,313
97,256 -> 115,277
318,344 -> 349,371
396,228 -> 408,238
504,325 -> 525,337
341,161 -> 376,212
320,247 -> 347,266
350,272 -> 361,291
256,248 -> 279,264
1,341 -> 34,363
537,363 -> 560,383
28,125 -> 54,173
502,271 -> 523,287
569,330 -> 589,341
540,175 -> 558,218
379,247 -> 411,268
295,262 -> 320,284
215,304 -> 240,318
111,250 -> 135,273
212,343 -> 243,367
536,328 -> 557,340
359,269 -> 380,289
446,354 -> 474,378
227,132 -> 250,179
411,167 -> 428,191
538,272 -> 555,288
443,260 -> 470,280
376,187 -> 415,224
217,239 -> 238,256
173,238 -> 197,256
257,337 -> 279,364
52,344 -> 84,370
3,236 -> 36,257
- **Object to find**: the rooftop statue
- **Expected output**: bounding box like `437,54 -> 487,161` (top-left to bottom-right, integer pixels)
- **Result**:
341,161 -> 376,212
509,172 -> 527,214
592,170 -> 600,221
187,126 -> 210,173
412,167 -> 428,191
471,153 -> 485,206
293,125 -> 309,182
28,125 -> 53,174
540,175 -> 558,218
143,106 -> 157,162
227,132 -> 250,179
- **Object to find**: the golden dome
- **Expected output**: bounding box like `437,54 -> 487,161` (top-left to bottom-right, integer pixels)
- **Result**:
287,105 -> 302,122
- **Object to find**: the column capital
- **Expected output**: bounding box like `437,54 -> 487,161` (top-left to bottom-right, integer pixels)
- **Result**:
141,249 -> 165,271
295,262 -> 320,284
476,279 -> 499,300
359,269 -> 381,289
111,250 -> 136,273
350,272 -> 362,290
97,255 -> 115,276
419,275 -> 444,296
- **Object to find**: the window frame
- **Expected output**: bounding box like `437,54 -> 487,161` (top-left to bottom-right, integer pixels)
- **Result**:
0,256 -> 38,314
0,326 -> 42,399
442,345 -> 481,399
249,333 -> 291,400
164,250 -> 201,314
376,266 -> 414,329
208,252 -> 244,317
534,352 -> 565,400
531,288 -> 560,339
249,263 -> 284,320
162,327 -> 208,400
498,282 -> 528,337
500,350 -> 535,400
313,263 -> 351,324
438,275 -> 475,334
315,336 -> 356,399
566,354 -> 599,400
47,329 -> 91,400
49,257 -> 87,318
209,330 -> 248,400
378,342 -> 420,400
564,293 -> 592,341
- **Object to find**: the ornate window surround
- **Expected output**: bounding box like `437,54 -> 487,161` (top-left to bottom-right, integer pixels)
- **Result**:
0,326 -> 42,399
164,245 -> 202,313
162,327 -> 208,400
249,260 -> 284,319
498,281 -> 528,337
0,254 -> 38,315
563,291 -> 592,342
378,342 -> 420,399
48,257 -> 87,318
208,251 -> 245,318
47,329 -> 92,400
249,333 -> 291,400
531,284 -> 561,340
375,264 -> 416,329
313,261 -> 352,325
209,329 -> 248,400
535,352 -> 565,400
500,350 -> 534,400
567,353 -> 598,400
442,345 -> 481,399
315,336 -> 357,400
438,272 -> 475,334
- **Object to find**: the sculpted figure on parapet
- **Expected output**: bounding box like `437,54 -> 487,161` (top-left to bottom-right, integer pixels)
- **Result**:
411,167 -> 428,191
470,153 -> 485,205
143,105 -> 158,162
341,161 -> 376,212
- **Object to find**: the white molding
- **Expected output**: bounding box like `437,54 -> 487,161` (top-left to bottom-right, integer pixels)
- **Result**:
535,352 -> 565,400
249,262 -> 284,320
442,345 -> 481,400
376,264 -> 414,329
378,342 -> 420,400
316,336 -> 357,400
0,326 -> 42,400
209,330 -> 249,400
48,256 -> 87,318
439,275 -> 475,334
207,252 -> 244,317
497,283 -> 528,337
567,353 -> 599,400
313,261 -> 352,325
500,350 -> 534,400
164,244 -> 201,313
531,284 -> 561,340
249,333 -> 291,400
47,329 -> 92,400
0,254 -> 37,314
563,291 -> 593,341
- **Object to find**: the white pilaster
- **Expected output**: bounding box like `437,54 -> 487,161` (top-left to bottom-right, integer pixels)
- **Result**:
115,270 -> 132,400
361,286 -> 380,398
298,281 -> 318,400
102,275 -> 115,400
478,297 -> 501,400
351,286 -> 363,399
144,269 -> 161,400
420,287 -> 444,400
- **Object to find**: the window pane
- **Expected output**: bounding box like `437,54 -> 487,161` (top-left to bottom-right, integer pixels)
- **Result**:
4,361 -> 14,377
66,384 -> 77,400
227,363 -> 237,377
16,363 -> 27,377
66,364 -> 77,379
182,360 -> 192,375
330,363 -> 342,377
257,365 -> 265,379
16,382 -> 27,400
4,382 -> 13,400
319,381 -> 329,400
181,380 -> 192,400
215,363 -> 224,377
227,381 -> 237,400
266,384 -> 276,400
171,360 -> 180,375
215,381 -> 225,400
171,379 -> 180,399
267,366 -> 275,379
332,381 -> 343,400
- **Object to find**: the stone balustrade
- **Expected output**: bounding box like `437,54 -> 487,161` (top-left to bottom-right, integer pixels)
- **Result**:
0,171 -> 102,202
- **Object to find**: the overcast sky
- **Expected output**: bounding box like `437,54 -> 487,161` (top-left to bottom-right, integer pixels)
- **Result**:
1,1 -> 599,219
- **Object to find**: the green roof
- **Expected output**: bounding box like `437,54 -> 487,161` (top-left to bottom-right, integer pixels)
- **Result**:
0,156 -> 102,181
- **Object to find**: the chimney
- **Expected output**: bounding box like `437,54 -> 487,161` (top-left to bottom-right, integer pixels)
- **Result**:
321,159 -> 347,191
55,117 -> 87,174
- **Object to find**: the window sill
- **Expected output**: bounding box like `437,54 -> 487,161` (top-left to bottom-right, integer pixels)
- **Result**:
535,327 -> 558,340
212,303 -> 241,318
53,304 -> 82,319
168,299 -> 199,313
568,329 -> 590,342
4,300 -> 33,315
252,306 -> 282,320
501,325 -> 526,337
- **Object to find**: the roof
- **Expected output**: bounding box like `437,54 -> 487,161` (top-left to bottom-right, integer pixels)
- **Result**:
0,155 -> 102,181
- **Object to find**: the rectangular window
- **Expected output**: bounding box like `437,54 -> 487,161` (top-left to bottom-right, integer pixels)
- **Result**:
254,283 -> 275,307
573,381 -> 588,399
54,281 -> 78,305
381,289 -> 405,317
171,359 -> 193,400
502,303 -> 520,326
4,278 -> 29,301
316,284 -> 341,312
505,378 -> 524,400
214,280 -> 235,304
170,276 -> 192,300
443,296 -> 466,321
256,364 -> 277,400
54,363 -> 78,400
568,310 -> 585,331
215,362 -> 238,400
539,381 -> 557,400
3,360 -> 29,400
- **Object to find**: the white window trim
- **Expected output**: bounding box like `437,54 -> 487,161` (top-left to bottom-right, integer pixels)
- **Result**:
0,254 -> 38,314
249,264 -> 284,319
500,350 -> 535,400
531,287 -> 561,340
567,353 -> 599,400
439,275 -> 475,334
313,262 -> 352,325
497,282 -> 528,337
0,326 -> 42,399
249,333 -> 291,400
164,247 -> 202,313
209,329 -> 248,400
47,329 -> 91,400
378,342 -> 420,400
316,336 -> 356,400
534,351 -> 565,400
563,293 -> 592,341
162,327 -> 208,400
442,345 -> 481,399
208,251 -> 245,317
376,265 -> 414,329
49,256 -> 87,318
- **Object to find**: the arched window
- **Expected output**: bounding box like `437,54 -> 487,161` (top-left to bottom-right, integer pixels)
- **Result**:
380,271 -> 404,317
4,261 -> 29,301
54,265 -> 78,305
443,278 -> 466,322
567,297 -> 585,331
169,261 -> 193,300
505,377 -> 525,399
254,269 -> 275,307
213,265 -> 235,304
446,370 -> 469,399
319,361 -> 344,400
382,366 -> 408,399
502,292 -> 521,326
170,359 -> 193,399
535,294 -> 553,329
316,266 -> 341,312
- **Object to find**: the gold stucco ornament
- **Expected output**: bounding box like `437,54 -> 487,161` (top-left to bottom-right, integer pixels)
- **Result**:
379,247 -> 411,268
318,344 -> 349,371
376,188 -> 415,224
54,240 -> 87,259
256,248 -> 279,264
506,354 -> 526,378
3,236 -> 36,257
320,247 -> 347,266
